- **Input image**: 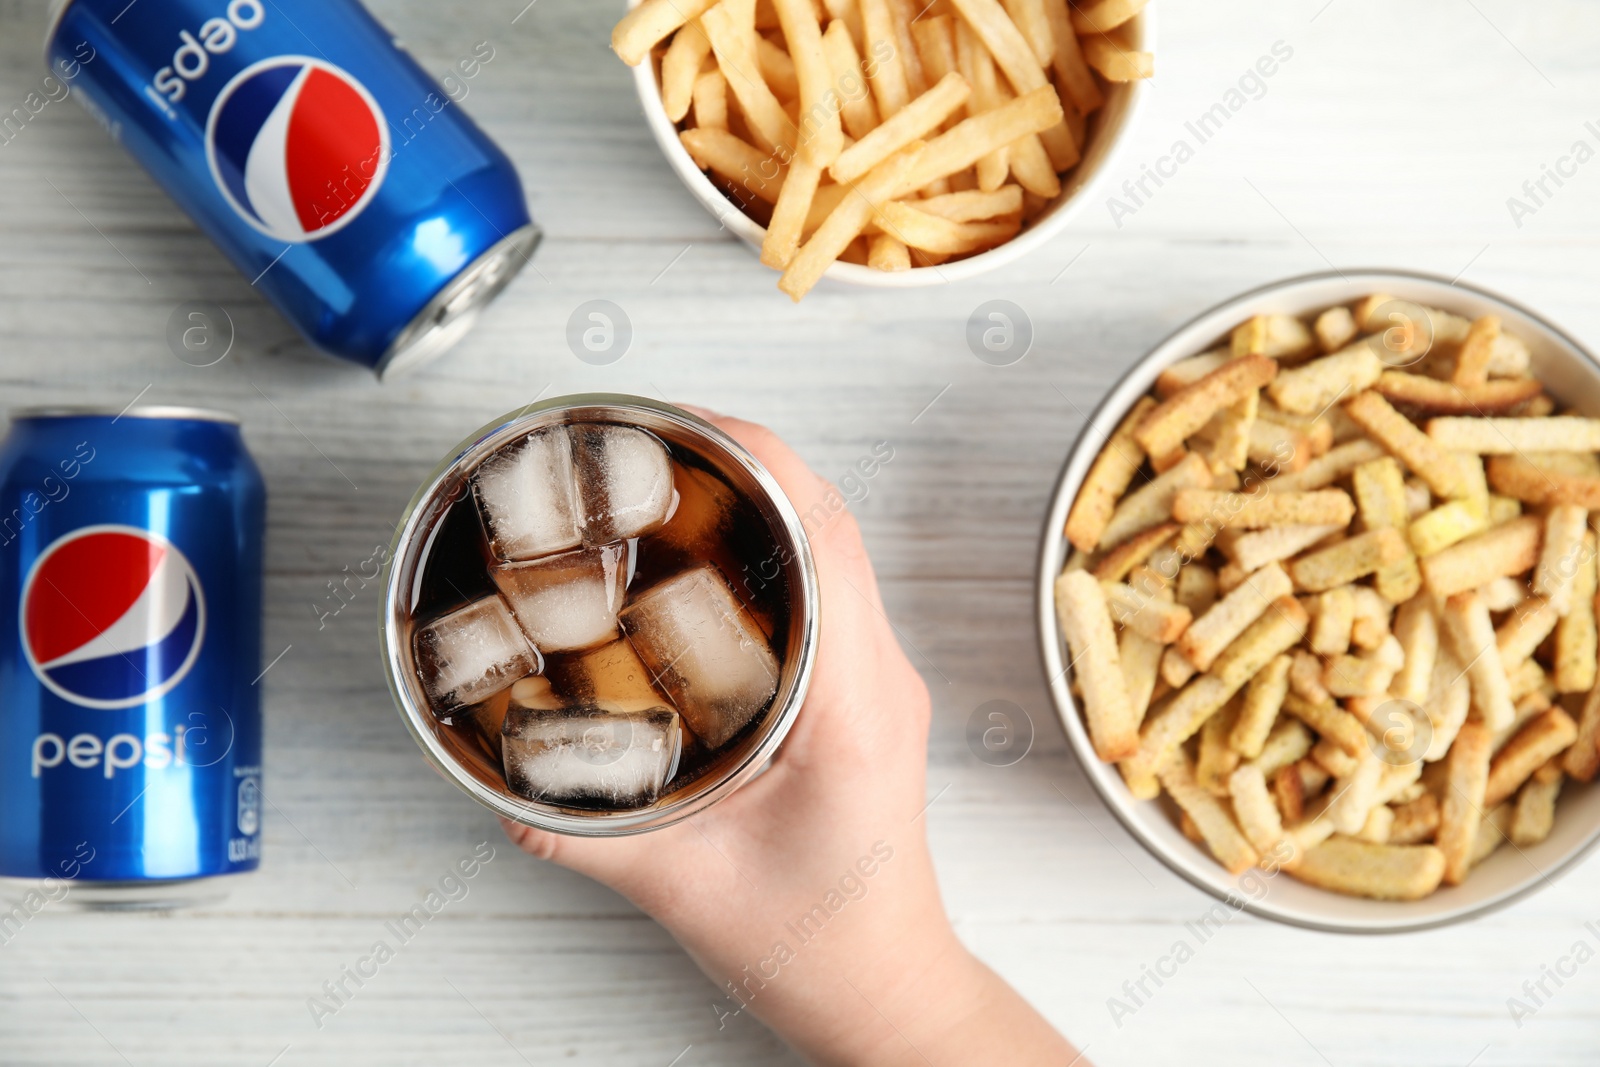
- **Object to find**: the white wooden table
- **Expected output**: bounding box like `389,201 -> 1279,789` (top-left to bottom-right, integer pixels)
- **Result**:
2,0 -> 1599,1063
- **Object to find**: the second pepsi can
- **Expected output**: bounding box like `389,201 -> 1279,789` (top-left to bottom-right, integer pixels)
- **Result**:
44,0 -> 540,377
0,407 -> 264,907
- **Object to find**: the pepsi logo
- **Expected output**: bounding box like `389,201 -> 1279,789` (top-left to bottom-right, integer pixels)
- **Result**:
22,526 -> 207,710
206,57 -> 389,243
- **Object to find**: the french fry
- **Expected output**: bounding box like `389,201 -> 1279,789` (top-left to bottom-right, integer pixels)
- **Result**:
1175,563 -> 1294,670
755,35 -> 801,100
614,0 -> 720,65
761,156 -> 824,268
661,20 -> 713,122
1289,528 -> 1407,593
1286,837 -> 1446,901
885,0 -> 930,97
1373,371 -> 1541,415
1510,762 -> 1563,846
1098,452 -> 1211,551
821,19 -> 879,141
680,128 -> 788,202
1134,355 -> 1277,460
948,0 -> 1049,97
1070,0 -> 1149,32
773,0 -> 844,165
866,234 -> 911,271
833,72 -> 971,183
692,69 -> 729,129
1103,581 -> 1192,643
1443,590 -> 1516,733
1419,515 -> 1542,599
1452,315 -> 1501,389
702,0 -> 798,154
858,0 -> 912,118
1041,0 -> 1102,114
1428,416 -> 1600,455
1080,27 -> 1153,80
914,186 -> 1026,221
1003,0 -> 1056,64
779,141 -> 920,300
1564,684 -> 1600,782
1056,570 -> 1139,761
1267,345 -> 1384,415
1313,306 -> 1357,354
1534,506 -> 1588,617
1209,597 -> 1310,689
1004,120 -> 1063,198
1344,391 -> 1470,499
1484,707 -> 1579,808
873,201 -> 1018,253
1160,752 -> 1259,874
1438,721 -> 1491,886
894,86 -> 1065,195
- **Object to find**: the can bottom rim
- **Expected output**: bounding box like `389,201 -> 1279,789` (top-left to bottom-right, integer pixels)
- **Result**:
0,873 -> 249,911
378,224 -> 542,380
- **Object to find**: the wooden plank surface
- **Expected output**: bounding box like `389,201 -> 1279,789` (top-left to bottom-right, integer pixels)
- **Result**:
2,0 -> 1599,1063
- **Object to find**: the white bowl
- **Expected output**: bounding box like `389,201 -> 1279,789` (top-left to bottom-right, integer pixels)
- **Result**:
1036,269 -> 1600,933
629,7 -> 1153,287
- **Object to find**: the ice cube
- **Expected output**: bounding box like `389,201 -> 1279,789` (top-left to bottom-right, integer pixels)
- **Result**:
547,638 -> 671,714
413,596 -> 539,714
501,703 -> 681,809
473,426 -> 583,561
493,544 -> 629,654
572,425 -> 674,544
620,564 -> 779,748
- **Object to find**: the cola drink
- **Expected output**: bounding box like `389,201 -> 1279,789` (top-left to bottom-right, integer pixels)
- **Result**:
383,397 -> 817,833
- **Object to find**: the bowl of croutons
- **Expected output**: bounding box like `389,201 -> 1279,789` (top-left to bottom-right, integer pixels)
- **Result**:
1038,269 -> 1600,932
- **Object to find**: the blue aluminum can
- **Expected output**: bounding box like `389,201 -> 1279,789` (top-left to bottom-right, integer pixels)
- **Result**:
44,0 -> 539,377
0,407 -> 264,905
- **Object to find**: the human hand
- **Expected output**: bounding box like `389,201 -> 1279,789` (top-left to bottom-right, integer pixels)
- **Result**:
502,411 -> 1079,1066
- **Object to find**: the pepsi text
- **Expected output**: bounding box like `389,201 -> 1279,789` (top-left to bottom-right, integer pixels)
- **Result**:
149,0 -> 265,106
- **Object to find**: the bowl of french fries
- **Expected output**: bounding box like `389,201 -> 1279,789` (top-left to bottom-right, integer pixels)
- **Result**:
1039,270 -> 1600,932
611,0 -> 1153,301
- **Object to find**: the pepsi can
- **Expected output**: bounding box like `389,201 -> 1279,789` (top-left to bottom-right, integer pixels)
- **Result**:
44,0 -> 540,377
0,407 -> 264,908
